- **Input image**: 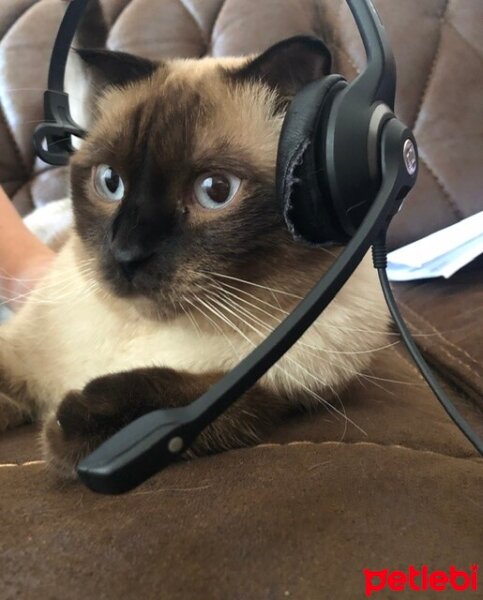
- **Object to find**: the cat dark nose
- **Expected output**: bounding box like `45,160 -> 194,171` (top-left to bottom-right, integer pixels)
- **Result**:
110,243 -> 155,280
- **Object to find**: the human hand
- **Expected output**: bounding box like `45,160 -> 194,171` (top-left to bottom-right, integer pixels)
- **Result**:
0,186 -> 56,310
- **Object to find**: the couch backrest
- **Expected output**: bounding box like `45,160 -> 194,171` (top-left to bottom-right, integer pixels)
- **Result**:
1,0 -> 482,248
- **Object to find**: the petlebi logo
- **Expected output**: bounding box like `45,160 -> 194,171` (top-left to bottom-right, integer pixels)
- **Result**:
364,565 -> 479,597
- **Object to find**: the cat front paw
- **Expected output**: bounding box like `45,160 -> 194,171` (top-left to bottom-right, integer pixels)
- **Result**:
43,389 -> 127,478
42,371 -> 162,478
42,366 -> 271,480
0,391 -> 32,432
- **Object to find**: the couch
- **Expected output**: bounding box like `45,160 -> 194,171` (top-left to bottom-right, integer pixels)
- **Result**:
1,1 -> 482,598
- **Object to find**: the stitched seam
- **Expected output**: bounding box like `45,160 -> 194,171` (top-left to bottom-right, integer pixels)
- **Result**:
115,40 -> 204,50
177,0 -> 209,48
336,0 -> 345,32
446,20 -> 483,65
109,0 -> 133,32
0,176 -> 26,185
0,0 -> 45,177
0,106 -> 29,178
412,0 -> 451,131
209,0 -> 228,53
250,440 -> 481,461
332,0 -> 360,75
313,0 -> 327,40
330,43 -> 360,75
390,341 -> 482,428
392,318 -> 483,414
390,342 -> 425,381
402,300 -> 482,370
400,301 -> 482,379
419,154 -> 464,220
0,460 -> 44,469
1,444 -> 479,470
0,0 -> 40,41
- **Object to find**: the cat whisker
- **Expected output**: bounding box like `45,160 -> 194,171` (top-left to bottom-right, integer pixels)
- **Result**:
0,266 -> 96,300
0,259 -> 95,286
194,296 -> 248,345
201,270 -> 397,324
205,286 -> 420,393
198,270 -> 414,333
211,281 -> 401,356
206,276 -> 397,338
214,284 -> 403,358
0,268 -> 99,307
210,295 -> 360,434
184,298 -> 242,360
178,298 -> 202,338
196,269 -> 304,300
202,292 -> 366,434
208,275 -> 438,339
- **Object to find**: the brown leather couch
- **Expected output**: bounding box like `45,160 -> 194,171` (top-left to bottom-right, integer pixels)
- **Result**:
1,1 -> 482,598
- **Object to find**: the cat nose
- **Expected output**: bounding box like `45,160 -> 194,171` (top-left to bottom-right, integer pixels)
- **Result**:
110,243 -> 155,280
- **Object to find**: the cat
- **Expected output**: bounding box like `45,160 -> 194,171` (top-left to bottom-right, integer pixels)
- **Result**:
0,35 -> 390,478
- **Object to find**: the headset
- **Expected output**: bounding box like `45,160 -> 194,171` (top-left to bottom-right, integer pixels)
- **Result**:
33,0 -> 483,494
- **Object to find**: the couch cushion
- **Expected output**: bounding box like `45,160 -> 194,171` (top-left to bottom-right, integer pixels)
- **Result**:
1,347 -> 481,599
2,443 -> 482,600
395,267 -> 483,412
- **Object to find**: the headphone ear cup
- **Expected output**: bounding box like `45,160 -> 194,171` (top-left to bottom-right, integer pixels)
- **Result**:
276,74 -> 349,246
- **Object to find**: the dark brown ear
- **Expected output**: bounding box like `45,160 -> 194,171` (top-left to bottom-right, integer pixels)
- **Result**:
76,48 -> 158,88
234,36 -> 332,98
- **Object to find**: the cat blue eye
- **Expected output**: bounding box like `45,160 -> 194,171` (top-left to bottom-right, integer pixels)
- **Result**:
194,173 -> 241,210
93,164 -> 125,202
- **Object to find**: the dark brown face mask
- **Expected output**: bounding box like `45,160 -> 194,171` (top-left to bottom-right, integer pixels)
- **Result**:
32,0 -> 481,495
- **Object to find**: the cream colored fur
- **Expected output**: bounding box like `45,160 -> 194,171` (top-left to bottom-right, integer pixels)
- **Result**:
0,232 -> 388,422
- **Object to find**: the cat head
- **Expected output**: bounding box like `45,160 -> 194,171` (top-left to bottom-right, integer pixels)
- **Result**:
70,37 -> 332,319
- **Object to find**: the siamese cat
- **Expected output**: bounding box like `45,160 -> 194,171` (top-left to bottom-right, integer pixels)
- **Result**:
0,35 -> 390,477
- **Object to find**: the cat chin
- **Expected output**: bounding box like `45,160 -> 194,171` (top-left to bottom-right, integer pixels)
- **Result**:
97,270 -> 194,322
94,273 -> 175,321
130,296 -> 181,322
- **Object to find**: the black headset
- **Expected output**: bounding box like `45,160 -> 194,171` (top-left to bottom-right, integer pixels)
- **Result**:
33,0 -> 482,494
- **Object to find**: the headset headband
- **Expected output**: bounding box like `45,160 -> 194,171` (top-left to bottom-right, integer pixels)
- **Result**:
33,0 -> 88,166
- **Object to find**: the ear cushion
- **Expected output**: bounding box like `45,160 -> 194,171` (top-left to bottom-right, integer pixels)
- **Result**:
276,74 -> 349,246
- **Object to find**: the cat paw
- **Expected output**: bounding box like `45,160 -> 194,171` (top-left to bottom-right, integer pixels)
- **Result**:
42,366 -> 267,479
43,390 -> 118,478
42,373 -> 153,478
0,392 -> 31,432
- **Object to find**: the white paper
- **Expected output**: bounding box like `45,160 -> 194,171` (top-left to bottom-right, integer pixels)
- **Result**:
387,211 -> 483,282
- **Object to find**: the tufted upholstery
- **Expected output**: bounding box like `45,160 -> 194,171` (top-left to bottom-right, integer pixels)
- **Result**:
0,0 -> 482,247
1,2 -> 482,599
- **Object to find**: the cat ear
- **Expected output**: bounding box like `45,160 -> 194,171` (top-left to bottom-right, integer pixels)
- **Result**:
76,48 -> 158,88
235,36 -> 332,97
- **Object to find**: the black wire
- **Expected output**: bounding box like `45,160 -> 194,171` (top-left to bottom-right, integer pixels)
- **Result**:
373,239 -> 483,456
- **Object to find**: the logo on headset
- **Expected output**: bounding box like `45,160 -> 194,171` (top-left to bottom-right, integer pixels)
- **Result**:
364,565 -> 478,597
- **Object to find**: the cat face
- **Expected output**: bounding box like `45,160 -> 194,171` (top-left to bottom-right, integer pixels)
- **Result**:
70,38 -> 331,319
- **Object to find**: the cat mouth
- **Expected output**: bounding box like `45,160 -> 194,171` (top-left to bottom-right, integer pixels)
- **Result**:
97,258 -> 190,320
99,249 -> 159,295
102,267 -> 159,299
